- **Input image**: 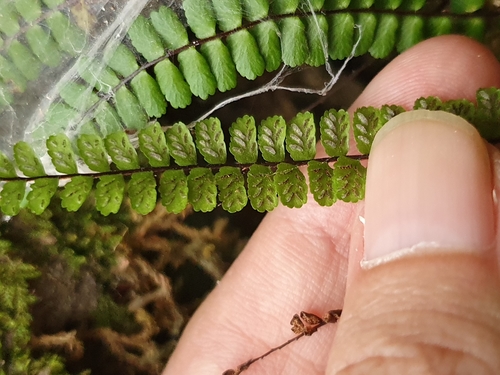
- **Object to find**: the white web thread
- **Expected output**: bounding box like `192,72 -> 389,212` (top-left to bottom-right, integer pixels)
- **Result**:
23,0 -> 152,176
194,3 -> 363,124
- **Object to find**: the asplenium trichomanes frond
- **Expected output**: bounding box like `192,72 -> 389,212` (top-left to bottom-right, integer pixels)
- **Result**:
0,0 -> 499,217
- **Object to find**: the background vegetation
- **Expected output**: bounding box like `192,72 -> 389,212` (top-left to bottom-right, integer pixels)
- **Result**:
1,0 -> 500,374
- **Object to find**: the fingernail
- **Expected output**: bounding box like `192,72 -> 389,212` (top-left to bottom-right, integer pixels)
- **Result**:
363,110 -> 495,264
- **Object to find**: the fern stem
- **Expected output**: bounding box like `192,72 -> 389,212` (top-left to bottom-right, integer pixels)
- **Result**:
0,154 -> 370,183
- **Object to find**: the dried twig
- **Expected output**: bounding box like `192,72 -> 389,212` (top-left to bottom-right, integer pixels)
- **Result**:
81,309 -> 161,374
222,309 -> 342,375
30,330 -> 84,361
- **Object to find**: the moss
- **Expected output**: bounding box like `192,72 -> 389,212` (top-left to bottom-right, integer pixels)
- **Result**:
0,193 -> 249,374
0,240 -> 69,375
92,295 -> 141,335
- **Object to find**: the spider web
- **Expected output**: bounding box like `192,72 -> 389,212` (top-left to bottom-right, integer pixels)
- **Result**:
1,0 -> 361,165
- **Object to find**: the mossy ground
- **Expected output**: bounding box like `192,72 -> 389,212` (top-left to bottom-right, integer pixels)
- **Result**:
1,195 -> 265,375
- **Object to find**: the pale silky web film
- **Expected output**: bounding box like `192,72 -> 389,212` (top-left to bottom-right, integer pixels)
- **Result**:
1,0 -> 159,154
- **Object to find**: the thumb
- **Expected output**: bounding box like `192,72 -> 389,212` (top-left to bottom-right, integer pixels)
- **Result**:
327,110 -> 500,374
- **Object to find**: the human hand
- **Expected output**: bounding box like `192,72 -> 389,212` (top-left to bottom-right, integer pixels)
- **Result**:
163,35 -> 500,374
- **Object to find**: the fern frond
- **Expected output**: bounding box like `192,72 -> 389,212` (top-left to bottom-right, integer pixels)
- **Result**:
1,0 -> 497,130
0,88 -> 499,217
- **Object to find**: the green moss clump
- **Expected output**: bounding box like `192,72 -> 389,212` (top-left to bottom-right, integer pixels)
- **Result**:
0,240 -> 68,375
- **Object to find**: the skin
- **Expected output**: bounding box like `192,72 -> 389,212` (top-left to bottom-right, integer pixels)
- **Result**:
163,35 -> 500,375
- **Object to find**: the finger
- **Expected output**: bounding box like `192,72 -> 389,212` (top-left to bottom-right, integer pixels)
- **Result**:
327,110 -> 500,374
349,35 -> 500,110
163,36 -> 500,375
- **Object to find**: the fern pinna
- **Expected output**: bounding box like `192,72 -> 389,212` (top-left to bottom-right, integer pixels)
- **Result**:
1,88 -> 500,217
0,0 -> 499,217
